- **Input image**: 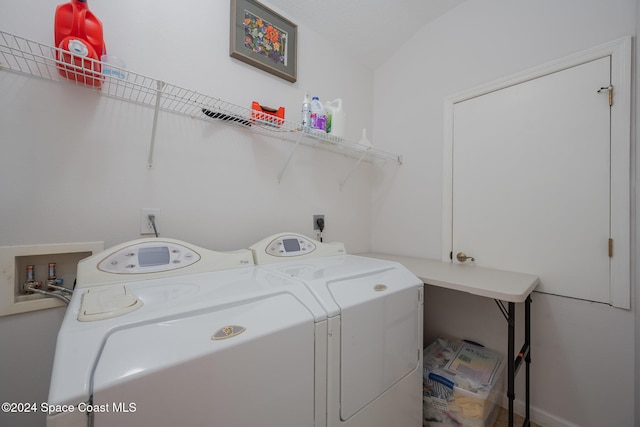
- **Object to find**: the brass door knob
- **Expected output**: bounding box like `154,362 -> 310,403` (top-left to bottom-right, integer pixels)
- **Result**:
456,252 -> 475,263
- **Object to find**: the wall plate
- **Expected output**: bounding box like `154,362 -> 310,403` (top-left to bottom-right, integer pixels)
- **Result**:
0,241 -> 104,317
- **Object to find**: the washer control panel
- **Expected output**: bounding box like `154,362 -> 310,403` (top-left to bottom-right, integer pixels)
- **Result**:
98,241 -> 201,274
266,235 -> 317,257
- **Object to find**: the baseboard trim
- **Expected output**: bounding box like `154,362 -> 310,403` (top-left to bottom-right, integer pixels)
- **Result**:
500,397 -> 580,427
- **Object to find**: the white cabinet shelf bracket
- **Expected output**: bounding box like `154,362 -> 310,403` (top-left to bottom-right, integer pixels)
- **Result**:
148,80 -> 165,169
339,148 -> 370,191
277,132 -> 303,183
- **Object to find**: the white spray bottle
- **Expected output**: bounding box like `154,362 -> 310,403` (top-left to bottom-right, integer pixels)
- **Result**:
301,93 -> 311,129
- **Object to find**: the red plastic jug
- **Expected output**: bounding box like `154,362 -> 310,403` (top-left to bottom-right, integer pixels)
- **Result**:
54,0 -> 106,87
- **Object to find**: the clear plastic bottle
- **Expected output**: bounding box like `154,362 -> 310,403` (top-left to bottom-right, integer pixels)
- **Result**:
301,93 -> 311,129
310,96 -> 327,131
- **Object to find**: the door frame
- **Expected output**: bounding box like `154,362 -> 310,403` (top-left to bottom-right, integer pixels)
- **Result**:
442,36 -> 632,309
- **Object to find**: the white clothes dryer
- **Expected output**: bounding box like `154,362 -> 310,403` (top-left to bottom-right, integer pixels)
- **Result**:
250,233 -> 424,427
46,238 -> 328,427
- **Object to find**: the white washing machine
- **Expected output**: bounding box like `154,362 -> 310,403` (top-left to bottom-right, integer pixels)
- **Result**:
46,237 -> 328,427
250,233 -> 424,427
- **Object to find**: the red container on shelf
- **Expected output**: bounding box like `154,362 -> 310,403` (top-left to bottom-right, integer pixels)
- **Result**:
54,0 -> 106,87
251,102 -> 285,128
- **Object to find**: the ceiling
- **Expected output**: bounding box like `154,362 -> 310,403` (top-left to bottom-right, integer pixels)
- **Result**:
266,0 -> 467,69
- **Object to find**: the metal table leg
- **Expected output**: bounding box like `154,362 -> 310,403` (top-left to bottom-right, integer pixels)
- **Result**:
508,301 -> 515,427
524,295 -> 531,426
495,295 -> 532,427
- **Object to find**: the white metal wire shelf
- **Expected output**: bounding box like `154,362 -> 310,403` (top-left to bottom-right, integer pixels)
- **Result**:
0,31 -> 402,184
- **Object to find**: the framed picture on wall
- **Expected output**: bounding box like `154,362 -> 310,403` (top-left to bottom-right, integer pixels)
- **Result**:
230,0 -> 297,82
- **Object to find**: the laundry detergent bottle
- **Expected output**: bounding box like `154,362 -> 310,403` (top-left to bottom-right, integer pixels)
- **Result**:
324,99 -> 346,138
310,97 -> 327,132
54,0 -> 106,87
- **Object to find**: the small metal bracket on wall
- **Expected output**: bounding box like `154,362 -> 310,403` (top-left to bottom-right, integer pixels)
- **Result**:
147,80 -> 166,168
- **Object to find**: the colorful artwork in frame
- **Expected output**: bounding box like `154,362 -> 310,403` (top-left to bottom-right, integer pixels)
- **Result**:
230,0 -> 297,82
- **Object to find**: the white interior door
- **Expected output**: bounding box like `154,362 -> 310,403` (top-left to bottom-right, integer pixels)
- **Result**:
444,38 -> 631,308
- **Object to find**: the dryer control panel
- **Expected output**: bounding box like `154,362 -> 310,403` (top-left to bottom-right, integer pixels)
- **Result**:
266,235 -> 317,257
251,232 -> 346,265
98,241 -> 201,274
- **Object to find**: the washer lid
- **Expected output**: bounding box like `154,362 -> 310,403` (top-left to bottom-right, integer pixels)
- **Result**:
47,265 -> 328,408
78,285 -> 143,321
89,293 -> 317,426
91,293 -> 314,392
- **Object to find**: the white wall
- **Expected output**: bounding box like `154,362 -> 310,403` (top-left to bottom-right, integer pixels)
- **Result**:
372,1 -> 637,426
0,1 -> 378,426
0,0 -> 378,251
2,1 -> 638,426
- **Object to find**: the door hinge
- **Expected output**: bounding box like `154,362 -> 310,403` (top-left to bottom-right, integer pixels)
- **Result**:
608,238 -> 613,257
598,85 -> 613,106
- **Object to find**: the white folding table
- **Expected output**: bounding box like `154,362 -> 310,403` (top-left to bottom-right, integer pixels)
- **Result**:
361,254 -> 539,427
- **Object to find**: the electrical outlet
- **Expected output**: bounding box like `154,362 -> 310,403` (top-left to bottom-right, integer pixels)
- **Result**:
313,214 -> 325,230
140,209 -> 161,235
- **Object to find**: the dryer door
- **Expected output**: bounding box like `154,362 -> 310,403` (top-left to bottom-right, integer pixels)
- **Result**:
90,293 -> 316,427
328,268 -> 422,420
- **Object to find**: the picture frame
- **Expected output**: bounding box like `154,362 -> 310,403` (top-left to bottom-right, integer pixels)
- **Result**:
230,0 -> 297,83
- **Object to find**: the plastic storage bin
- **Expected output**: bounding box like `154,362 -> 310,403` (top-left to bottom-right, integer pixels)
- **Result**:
423,337 -> 504,427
